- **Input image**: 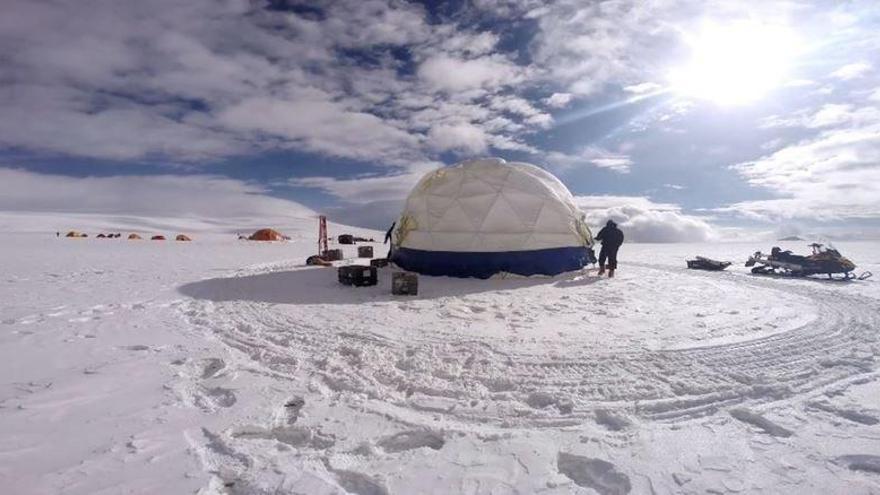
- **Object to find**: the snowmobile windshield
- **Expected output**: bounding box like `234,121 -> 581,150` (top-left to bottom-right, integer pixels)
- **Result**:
820,243 -> 841,256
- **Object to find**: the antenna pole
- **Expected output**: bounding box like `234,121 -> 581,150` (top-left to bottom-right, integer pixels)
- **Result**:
318,215 -> 328,255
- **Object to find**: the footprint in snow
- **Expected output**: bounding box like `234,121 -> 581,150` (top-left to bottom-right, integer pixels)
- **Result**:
833,455 -> 880,474
729,408 -> 793,437
557,452 -> 631,495
200,357 -> 226,379
594,409 -> 631,431
377,430 -> 445,453
807,401 -> 879,425
323,459 -> 389,495
282,396 -> 305,425
194,386 -> 237,410
233,424 -> 335,450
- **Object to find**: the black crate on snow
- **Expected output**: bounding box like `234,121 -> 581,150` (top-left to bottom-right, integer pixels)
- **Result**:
392,272 -> 418,295
370,258 -> 390,268
357,246 -> 374,258
338,234 -> 354,244
322,249 -> 343,261
338,265 -> 378,287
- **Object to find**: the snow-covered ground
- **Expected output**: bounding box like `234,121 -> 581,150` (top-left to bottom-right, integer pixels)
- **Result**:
2,217 -> 880,494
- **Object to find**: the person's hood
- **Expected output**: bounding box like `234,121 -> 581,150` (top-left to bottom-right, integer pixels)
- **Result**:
606,220 -> 617,228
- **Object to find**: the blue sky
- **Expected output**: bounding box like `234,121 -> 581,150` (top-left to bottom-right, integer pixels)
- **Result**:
1,0 -> 879,240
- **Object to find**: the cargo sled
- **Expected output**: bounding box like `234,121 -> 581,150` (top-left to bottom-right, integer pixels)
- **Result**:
687,256 -> 731,271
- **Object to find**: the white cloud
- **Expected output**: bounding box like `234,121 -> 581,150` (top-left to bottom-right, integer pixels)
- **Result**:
218,93 -> 421,164
435,30 -> 499,56
761,104 -> 880,130
546,146 -> 633,173
575,195 -> 716,242
544,93 -> 573,108
417,54 -> 524,92
288,162 -> 438,204
0,0 -> 555,168
830,62 -> 872,80
490,96 -> 551,121
574,195 -> 679,212
624,82 -> 663,94
527,1 -> 682,96
426,123 -> 490,153
722,103 -> 880,220
0,168 -> 313,220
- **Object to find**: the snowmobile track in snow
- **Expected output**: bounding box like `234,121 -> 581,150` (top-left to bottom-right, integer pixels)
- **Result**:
180,263 -> 880,427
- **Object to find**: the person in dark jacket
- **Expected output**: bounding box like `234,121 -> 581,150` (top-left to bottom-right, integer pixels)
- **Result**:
384,221 -> 396,259
595,220 -> 624,277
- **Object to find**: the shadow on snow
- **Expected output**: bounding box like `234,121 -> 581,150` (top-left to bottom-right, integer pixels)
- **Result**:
178,266 -> 602,305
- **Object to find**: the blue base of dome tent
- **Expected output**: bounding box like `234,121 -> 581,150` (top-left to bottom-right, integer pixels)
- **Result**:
391,246 -> 593,279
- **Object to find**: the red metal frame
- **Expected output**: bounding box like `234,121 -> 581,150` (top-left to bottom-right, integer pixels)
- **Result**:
318,215 -> 328,255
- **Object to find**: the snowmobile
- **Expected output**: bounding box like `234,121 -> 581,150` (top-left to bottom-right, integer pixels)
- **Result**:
745,243 -> 872,280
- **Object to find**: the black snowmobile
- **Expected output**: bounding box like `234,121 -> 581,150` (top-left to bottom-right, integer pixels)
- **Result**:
745,243 -> 871,280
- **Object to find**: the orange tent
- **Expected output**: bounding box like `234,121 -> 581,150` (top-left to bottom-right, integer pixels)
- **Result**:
128,233 -> 142,240
151,235 -> 166,241
175,234 -> 192,241
248,228 -> 285,241
65,231 -> 86,238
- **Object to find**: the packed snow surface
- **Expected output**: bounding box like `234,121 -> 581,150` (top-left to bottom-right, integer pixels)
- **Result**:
2,217 -> 880,494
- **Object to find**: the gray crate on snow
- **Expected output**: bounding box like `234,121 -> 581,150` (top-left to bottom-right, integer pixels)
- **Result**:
392,272 -> 418,295
338,265 -> 378,287
322,249 -> 344,261
357,246 -> 374,258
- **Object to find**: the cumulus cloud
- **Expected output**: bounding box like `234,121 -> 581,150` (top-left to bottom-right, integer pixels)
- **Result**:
544,93 -> 573,108
761,104 -> 880,129
417,54 -> 524,92
217,94 -> 422,165
624,82 -> 663,94
831,62 -> 872,80
575,195 -> 716,242
0,0 -> 552,167
722,102 -> 880,221
0,168 -> 313,220
427,123 -> 490,154
546,146 -> 634,173
288,162 -> 437,204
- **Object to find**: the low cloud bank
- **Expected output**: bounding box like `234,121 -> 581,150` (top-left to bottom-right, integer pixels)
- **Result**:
0,168 -> 313,221
575,195 -> 717,243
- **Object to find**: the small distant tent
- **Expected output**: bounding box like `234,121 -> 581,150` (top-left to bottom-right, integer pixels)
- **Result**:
248,228 -> 285,241
128,233 -> 142,240
175,234 -> 192,241
390,158 -> 594,278
66,231 -> 86,238
151,235 -> 166,241
97,233 -> 107,238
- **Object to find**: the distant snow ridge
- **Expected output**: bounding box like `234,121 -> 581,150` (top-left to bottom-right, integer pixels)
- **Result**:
179,261 -> 880,428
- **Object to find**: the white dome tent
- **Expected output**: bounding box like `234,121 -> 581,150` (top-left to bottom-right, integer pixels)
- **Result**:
391,158 -> 594,278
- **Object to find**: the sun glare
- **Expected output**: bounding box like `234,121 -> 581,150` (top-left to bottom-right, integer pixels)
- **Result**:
668,21 -> 799,105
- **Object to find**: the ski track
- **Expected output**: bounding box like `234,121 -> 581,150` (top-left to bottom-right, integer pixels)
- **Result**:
179,262 -> 880,428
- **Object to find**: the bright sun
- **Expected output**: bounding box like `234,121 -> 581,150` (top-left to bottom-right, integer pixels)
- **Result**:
668,21 -> 799,105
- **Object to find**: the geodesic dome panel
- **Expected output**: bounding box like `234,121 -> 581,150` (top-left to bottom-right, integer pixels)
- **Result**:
391,158 -> 593,278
